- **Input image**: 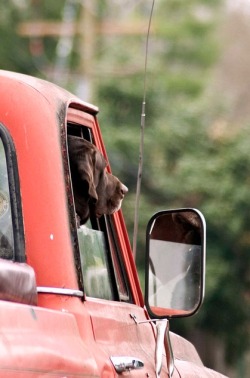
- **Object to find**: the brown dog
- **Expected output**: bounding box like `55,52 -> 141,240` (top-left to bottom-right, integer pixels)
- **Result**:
67,136 -> 128,225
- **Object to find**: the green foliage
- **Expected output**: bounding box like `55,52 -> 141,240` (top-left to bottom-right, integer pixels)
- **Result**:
163,122 -> 250,362
0,1 -> 35,73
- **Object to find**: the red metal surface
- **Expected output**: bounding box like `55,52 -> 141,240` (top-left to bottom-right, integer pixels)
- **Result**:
0,300 -> 99,377
83,298 -> 169,377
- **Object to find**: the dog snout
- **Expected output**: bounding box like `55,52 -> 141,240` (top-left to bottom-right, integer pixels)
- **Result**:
120,183 -> 128,197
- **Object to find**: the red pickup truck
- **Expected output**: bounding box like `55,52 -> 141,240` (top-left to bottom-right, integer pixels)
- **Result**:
0,70 -> 227,377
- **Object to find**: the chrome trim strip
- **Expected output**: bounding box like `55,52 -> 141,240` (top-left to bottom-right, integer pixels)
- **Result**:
37,287 -> 84,297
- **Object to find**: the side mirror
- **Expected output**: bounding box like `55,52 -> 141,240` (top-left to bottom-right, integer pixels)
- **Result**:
145,208 -> 206,319
0,258 -> 37,305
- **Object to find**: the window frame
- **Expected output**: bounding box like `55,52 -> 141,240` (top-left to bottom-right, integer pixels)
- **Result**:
0,123 -> 25,262
66,108 -> 131,303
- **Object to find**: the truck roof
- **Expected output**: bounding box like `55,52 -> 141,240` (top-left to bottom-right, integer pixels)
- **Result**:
0,70 -> 99,115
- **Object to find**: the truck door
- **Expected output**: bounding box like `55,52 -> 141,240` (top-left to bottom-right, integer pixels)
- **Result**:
66,106 -> 173,377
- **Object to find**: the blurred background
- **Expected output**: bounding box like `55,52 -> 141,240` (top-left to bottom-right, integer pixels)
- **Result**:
1,0 -> 249,376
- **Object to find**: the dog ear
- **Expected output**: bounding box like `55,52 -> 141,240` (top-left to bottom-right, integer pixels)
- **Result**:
77,152 -> 98,202
68,136 -> 99,203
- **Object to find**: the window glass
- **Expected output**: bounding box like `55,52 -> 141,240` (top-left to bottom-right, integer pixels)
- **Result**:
0,139 -> 14,259
78,223 -> 113,299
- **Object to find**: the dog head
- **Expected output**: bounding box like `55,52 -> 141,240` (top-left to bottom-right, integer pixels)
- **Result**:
150,211 -> 201,245
67,136 -> 128,225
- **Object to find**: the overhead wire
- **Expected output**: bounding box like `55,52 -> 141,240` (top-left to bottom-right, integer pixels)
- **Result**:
132,0 -> 155,259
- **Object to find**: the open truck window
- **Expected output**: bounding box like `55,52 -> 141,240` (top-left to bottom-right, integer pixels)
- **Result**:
66,109 -> 130,302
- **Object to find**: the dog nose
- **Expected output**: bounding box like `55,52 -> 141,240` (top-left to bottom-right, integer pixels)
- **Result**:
121,184 -> 128,196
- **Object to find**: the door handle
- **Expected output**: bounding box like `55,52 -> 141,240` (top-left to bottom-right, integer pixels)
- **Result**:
110,356 -> 144,373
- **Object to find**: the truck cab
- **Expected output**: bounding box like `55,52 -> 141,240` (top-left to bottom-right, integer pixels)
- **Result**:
0,70 -> 227,377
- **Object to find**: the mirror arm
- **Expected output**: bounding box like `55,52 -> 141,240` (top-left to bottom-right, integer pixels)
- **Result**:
155,320 -> 167,377
130,314 -> 174,377
164,320 -> 174,377
156,319 -> 174,377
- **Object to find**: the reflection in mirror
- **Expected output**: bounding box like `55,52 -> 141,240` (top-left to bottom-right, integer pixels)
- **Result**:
146,209 -> 205,318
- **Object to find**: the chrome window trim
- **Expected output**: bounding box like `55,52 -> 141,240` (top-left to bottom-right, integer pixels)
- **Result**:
37,286 -> 84,297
